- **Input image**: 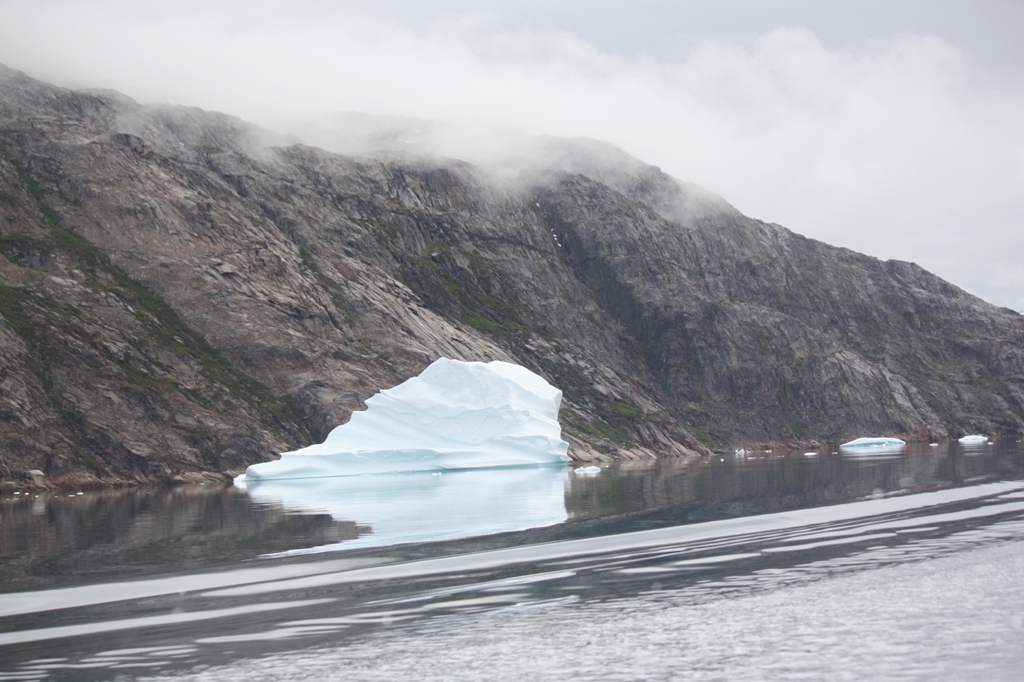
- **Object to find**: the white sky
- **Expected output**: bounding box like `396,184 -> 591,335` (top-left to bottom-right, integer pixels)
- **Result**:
1,0 -> 1022,311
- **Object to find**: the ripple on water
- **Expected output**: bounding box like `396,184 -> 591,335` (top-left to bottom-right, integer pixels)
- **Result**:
143,538 -> 1024,682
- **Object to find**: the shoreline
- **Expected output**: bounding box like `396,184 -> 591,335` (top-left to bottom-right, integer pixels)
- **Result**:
3,433 -> 1017,492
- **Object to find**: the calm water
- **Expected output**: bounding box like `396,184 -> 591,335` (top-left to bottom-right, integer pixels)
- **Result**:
1,439 -> 1023,680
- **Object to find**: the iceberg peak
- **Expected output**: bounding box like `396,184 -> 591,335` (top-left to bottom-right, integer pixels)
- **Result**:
240,358 -> 570,481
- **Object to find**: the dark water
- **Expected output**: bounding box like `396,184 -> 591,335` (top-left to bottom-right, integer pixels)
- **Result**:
1,439 -> 1023,680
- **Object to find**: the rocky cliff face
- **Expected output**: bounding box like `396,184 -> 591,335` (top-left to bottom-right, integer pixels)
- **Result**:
1,65 -> 1021,485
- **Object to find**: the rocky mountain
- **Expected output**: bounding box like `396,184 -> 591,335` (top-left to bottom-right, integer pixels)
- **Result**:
1,64 -> 1022,486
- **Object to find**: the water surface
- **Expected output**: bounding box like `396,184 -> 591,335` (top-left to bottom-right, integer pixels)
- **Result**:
1,439 -> 1022,680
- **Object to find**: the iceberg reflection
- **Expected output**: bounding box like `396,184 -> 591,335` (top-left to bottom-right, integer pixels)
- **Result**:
241,465 -> 571,553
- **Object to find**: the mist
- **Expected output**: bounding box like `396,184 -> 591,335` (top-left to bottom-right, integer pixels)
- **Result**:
0,0 -> 1022,310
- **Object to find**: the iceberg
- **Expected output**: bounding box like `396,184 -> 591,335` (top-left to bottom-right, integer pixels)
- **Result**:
839,437 -> 906,457
958,434 -> 988,447
240,358 -> 570,481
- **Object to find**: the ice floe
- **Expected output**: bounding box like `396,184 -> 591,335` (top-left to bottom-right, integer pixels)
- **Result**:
839,437 -> 906,457
239,358 -> 570,481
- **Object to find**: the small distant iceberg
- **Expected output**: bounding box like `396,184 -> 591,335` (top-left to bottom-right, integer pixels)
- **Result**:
239,358 -> 570,482
839,437 -> 906,456
959,434 -> 988,446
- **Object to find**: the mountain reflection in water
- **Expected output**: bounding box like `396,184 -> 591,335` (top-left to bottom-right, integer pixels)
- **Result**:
0,440 -> 1022,680
3,441 -> 1011,589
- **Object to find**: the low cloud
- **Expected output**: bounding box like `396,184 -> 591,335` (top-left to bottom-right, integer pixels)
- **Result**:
1,0 -> 1022,309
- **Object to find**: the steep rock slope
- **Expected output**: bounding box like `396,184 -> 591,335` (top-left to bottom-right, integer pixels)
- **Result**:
0,65 -> 1021,484
537,172 -> 1024,438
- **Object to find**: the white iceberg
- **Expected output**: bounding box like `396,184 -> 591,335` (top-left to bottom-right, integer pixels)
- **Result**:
240,358 -> 570,481
958,434 -> 988,446
839,437 -> 906,457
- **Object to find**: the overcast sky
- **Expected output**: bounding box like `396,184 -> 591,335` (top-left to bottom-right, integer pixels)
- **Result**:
1,0 -> 1022,311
